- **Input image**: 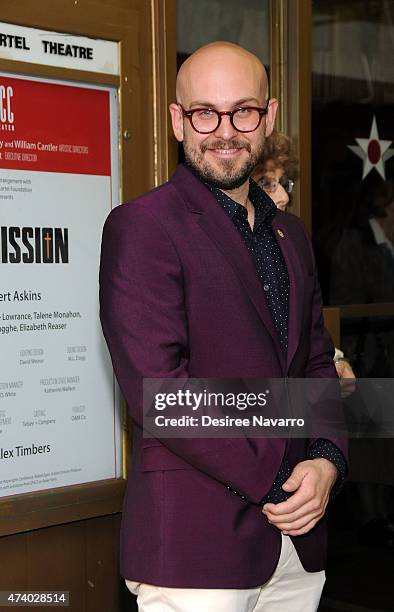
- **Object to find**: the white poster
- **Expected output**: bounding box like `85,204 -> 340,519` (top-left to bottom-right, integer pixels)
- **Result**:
0,73 -> 122,496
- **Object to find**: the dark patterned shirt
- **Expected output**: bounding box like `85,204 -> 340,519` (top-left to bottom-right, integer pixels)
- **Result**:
208,178 -> 347,503
208,180 -> 289,352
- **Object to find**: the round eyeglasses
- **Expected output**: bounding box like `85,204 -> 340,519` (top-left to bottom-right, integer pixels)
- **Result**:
179,103 -> 269,134
258,176 -> 294,195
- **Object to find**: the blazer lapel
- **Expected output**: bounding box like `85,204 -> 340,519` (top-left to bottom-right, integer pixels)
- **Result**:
170,166 -> 286,368
271,216 -> 305,369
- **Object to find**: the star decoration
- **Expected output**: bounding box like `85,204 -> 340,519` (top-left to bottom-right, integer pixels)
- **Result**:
348,116 -> 394,180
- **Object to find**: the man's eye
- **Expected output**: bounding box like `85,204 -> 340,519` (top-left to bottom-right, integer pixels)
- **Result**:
197,110 -> 215,119
236,108 -> 252,115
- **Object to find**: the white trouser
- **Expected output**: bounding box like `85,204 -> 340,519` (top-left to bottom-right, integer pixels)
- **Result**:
126,534 -> 326,612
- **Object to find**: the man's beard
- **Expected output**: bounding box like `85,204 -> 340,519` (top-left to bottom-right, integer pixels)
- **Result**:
183,137 -> 265,190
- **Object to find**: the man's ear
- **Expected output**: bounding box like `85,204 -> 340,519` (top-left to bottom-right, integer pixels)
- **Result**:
169,103 -> 184,142
264,98 -> 278,137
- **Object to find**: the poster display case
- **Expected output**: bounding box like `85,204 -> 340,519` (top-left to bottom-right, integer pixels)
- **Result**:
0,72 -> 122,497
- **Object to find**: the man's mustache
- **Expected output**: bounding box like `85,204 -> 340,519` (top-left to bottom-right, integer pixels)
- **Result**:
201,140 -> 251,153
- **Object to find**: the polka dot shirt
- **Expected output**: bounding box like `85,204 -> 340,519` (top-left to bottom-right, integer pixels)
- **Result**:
208,179 -> 290,352
207,178 -> 347,503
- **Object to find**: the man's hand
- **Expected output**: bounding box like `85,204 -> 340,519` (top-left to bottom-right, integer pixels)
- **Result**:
262,458 -> 338,536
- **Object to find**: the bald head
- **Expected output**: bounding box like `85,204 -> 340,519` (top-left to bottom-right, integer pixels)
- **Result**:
169,41 -> 277,193
176,42 -> 268,107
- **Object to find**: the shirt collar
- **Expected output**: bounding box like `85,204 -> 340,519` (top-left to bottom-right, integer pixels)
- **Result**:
205,177 -> 277,226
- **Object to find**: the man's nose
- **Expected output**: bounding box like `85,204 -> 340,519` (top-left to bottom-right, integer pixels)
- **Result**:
213,114 -> 238,140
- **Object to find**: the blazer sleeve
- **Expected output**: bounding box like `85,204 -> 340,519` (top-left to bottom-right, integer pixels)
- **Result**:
99,202 -> 284,504
299,221 -> 348,468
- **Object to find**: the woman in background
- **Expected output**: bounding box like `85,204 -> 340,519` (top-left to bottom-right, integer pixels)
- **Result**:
253,130 -> 297,212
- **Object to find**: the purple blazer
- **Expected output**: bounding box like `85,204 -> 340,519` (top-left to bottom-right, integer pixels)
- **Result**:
99,164 -> 347,589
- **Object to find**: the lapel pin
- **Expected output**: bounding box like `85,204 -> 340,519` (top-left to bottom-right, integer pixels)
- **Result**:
277,229 -> 285,239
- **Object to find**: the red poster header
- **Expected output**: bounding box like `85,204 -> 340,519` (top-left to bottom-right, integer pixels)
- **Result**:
0,76 -> 111,176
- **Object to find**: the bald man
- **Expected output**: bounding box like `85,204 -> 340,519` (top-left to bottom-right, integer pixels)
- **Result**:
100,42 -> 347,611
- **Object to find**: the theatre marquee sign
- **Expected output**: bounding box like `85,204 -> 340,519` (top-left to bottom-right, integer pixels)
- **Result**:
0,21 -> 119,75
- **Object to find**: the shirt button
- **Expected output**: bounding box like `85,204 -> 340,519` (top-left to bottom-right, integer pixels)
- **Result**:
263,284 -> 270,292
